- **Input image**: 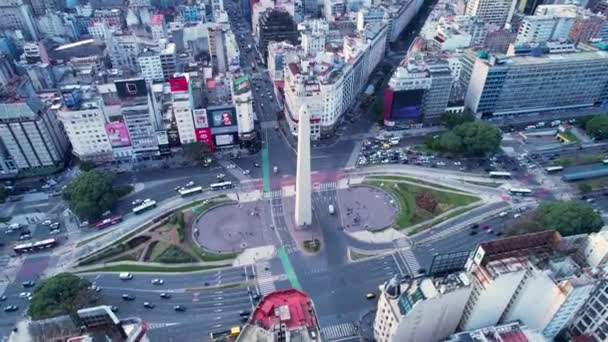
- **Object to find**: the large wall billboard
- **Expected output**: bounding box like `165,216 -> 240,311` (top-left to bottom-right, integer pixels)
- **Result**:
105,121 -> 131,147
214,133 -> 237,146
390,89 -> 424,119
193,109 -> 209,129
208,107 -> 237,128
115,79 -> 148,99
169,76 -> 188,92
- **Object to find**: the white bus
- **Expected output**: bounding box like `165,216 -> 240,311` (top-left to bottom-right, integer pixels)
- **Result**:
545,166 -> 564,173
14,238 -> 57,254
489,171 -> 512,178
603,159 -> 608,165
179,186 -> 203,197
509,188 -> 533,196
132,199 -> 156,214
210,181 -> 233,191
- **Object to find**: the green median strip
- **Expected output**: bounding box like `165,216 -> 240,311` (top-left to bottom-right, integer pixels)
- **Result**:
76,263 -> 229,274
278,246 -> 302,290
262,144 -> 270,193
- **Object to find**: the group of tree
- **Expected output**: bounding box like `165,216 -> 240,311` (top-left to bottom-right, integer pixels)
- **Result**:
63,170 -> 131,221
426,119 -> 502,156
506,200 -> 603,237
28,273 -> 99,320
584,115 -> 608,140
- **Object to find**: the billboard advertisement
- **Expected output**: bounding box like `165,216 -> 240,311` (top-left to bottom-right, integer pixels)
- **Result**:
115,79 -> 148,99
233,75 -> 250,91
167,128 -> 181,147
105,121 -> 131,147
195,127 -> 213,145
214,133 -> 237,146
169,76 -> 188,92
390,89 -> 424,119
193,109 -> 209,129
209,107 -> 237,128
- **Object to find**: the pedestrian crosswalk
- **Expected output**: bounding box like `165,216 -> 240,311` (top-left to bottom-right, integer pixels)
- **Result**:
315,182 -> 337,192
321,322 -> 359,341
147,322 -> 179,330
255,261 -> 276,295
264,190 -> 282,199
400,248 -> 422,275
394,237 -> 410,249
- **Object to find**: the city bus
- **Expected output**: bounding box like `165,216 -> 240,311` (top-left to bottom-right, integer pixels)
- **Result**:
210,181 -> 233,191
489,171 -> 512,178
14,238 -> 57,254
179,186 -> 203,197
603,159 -> 608,165
509,188 -> 533,196
545,166 -> 564,173
95,215 -> 122,230
132,199 -> 157,214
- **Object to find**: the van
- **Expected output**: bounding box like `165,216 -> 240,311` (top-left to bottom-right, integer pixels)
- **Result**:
535,122 -> 546,128
328,205 -> 335,215
119,273 -> 133,280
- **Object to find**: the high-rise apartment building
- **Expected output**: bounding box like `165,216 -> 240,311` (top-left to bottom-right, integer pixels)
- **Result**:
569,9 -> 606,44
465,0 -> 517,28
459,231 -> 600,340
569,280 -> 608,341
373,274 -> 472,342
515,5 -> 577,45
0,97 -> 69,171
465,43 -> 608,117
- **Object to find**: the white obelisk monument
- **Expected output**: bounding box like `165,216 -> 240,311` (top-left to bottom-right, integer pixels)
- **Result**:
295,105 -> 312,226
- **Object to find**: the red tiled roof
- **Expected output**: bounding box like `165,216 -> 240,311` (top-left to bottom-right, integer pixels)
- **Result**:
250,289 -> 317,330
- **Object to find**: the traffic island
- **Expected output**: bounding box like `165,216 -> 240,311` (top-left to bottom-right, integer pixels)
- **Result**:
337,185 -> 398,233
365,177 -> 480,234
193,200 -> 275,254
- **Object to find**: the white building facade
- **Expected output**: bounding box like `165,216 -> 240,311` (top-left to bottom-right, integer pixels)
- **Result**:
56,102 -> 113,161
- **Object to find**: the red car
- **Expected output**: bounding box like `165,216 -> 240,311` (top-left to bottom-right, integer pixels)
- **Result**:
482,224 -> 490,230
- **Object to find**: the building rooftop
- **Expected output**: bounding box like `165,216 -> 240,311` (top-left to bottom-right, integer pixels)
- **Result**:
446,322 -> 546,342
237,289 -> 320,342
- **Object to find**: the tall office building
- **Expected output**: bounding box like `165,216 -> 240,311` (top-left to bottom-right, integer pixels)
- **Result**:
0,0 -> 39,41
373,274 -> 472,342
0,97 -> 69,172
569,9 -> 606,44
465,43 -> 608,118
257,9 -> 299,62
384,53 -> 453,126
465,0 -> 517,28
515,5 -> 577,45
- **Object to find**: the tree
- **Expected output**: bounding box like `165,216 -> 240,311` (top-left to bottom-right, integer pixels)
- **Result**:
28,273 -> 98,320
440,111 -> 475,129
64,170 -> 116,220
577,183 -> 592,194
415,192 -> 438,212
0,185 -> 6,203
538,200 -> 603,236
436,121 -> 502,156
78,160 -> 96,172
183,142 -> 210,161
585,115 -> 608,140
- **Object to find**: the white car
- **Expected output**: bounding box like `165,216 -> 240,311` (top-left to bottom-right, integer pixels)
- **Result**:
243,169 -> 250,175
49,229 -> 61,235
453,161 -> 462,166
19,292 -> 31,299
436,162 -> 446,166
41,220 -> 52,226
185,181 -> 195,187
151,279 -> 164,285
513,213 -> 521,219
499,212 -> 508,217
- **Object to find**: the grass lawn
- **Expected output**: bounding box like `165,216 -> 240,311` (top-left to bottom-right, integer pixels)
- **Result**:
555,154 -> 604,167
561,130 -> 579,142
407,204 -> 480,236
148,241 -> 171,261
575,177 -> 608,191
77,263 -> 228,274
189,246 -> 239,262
153,245 -> 197,263
367,175 -> 463,192
107,250 -> 142,262
368,180 -> 479,229
76,230 -> 112,247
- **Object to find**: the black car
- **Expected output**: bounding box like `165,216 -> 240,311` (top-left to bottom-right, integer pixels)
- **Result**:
160,293 -> 171,299
469,231 -> 478,236
143,302 -> 155,309
21,281 -> 35,288
110,306 -> 118,312
174,305 -> 186,312
239,310 -> 251,317
471,224 -> 479,229
4,305 -> 18,312
122,294 -> 135,301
